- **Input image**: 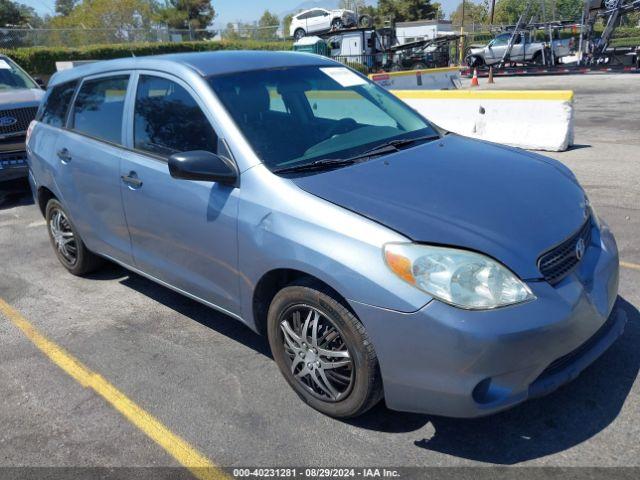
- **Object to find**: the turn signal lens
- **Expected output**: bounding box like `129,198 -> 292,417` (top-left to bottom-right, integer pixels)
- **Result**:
384,250 -> 415,285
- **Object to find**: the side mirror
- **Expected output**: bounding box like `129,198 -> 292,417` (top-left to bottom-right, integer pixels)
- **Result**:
33,76 -> 46,89
168,150 -> 238,185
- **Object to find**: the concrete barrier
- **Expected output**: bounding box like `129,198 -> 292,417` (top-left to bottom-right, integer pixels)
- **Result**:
369,67 -> 462,90
391,90 -> 575,152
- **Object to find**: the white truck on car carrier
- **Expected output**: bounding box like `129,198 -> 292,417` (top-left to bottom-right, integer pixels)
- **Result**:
466,32 -> 574,67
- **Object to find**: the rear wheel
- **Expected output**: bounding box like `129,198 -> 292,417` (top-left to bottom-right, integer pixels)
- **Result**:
331,18 -> 344,30
267,281 -> 383,418
45,199 -> 103,276
412,61 -> 427,70
532,51 -> 544,65
293,28 -> 305,41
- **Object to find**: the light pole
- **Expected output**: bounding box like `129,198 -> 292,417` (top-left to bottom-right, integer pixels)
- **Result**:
459,0 -> 466,63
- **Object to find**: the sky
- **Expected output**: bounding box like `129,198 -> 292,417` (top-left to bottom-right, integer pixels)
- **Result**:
20,0 -> 463,27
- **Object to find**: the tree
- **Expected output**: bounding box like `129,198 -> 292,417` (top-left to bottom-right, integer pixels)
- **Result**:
257,10 -> 279,40
55,0 -> 78,16
451,0 -> 489,26
156,0 -> 216,29
432,2 -> 445,20
493,0 -> 584,25
339,0 -> 367,10
283,13 -> 293,38
0,0 -> 38,26
377,0 -> 440,23
49,0 -> 158,45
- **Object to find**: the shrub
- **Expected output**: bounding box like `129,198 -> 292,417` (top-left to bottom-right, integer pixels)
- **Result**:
0,40 -> 293,76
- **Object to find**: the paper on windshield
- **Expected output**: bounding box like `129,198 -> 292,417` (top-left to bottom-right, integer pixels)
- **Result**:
0,60 -> 12,70
320,67 -> 367,87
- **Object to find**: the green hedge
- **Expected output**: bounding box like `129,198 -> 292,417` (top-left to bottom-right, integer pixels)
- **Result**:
0,40 -> 293,76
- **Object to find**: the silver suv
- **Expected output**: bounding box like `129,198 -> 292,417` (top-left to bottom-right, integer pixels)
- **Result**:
0,55 -> 43,183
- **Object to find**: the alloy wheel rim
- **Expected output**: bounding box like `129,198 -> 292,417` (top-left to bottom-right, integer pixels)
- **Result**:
279,305 -> 354,402
50,209 -> 77,265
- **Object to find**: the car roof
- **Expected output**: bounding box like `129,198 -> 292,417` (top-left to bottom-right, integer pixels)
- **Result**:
49,50 -> 337,87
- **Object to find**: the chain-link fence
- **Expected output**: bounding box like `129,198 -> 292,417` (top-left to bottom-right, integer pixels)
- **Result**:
0,24 -> 289,50
0,27 -> 212,49
218,24 -> 285,42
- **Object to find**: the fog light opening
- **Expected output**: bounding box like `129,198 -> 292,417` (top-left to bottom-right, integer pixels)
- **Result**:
472,377 -> 493,404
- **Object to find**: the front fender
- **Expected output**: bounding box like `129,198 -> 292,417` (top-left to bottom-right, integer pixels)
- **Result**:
236,165 -> 432,330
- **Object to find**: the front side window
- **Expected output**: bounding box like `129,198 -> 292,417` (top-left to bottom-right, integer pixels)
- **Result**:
39,81 -> 77,127
71,75 -> 129,144
0,56 -> 38,91
491,34 -> 510,47
208,65 -> 435,171
134,75 -> 217,158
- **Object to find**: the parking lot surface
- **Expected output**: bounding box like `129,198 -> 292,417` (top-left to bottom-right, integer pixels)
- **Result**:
1,73 -> 639,471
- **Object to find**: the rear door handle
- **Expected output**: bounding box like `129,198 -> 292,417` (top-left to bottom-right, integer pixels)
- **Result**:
121,171 -> 143,188
57,148 -> 72,163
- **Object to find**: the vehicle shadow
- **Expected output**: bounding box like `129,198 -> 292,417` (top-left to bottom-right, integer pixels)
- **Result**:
409,296 -> 639,464
87,262 -> 272,358
85,263 -> 639,459
0,178 -> 34,210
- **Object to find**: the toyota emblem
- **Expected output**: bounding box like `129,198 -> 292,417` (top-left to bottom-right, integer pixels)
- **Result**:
575,238 -> 586,261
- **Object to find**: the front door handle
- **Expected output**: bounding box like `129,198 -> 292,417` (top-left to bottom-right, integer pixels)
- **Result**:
57,148 -> 72,163
121,171 -> 143,188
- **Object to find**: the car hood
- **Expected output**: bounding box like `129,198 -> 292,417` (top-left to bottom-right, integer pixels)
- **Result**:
469,47 -> 485,55
0,88 -> 44,108
291,134 -> 588,279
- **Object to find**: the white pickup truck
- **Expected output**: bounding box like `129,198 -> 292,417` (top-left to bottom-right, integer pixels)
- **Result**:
466,32 -> 575,67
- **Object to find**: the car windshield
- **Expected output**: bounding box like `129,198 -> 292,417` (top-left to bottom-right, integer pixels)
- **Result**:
0,57 -> 38,91
207,65 -> 437,171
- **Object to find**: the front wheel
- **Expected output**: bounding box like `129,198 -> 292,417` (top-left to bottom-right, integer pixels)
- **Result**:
467,55 -> 484,68
331,18 -> 344,30
267,282 -> 383,418
45,199 -> 103,276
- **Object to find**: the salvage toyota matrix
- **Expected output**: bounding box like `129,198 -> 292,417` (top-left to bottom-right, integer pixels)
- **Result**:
26,51 -> 624,418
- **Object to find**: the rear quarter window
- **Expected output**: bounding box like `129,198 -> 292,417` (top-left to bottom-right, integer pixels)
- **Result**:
71,75 -> 129,145
38,81 -> 78,128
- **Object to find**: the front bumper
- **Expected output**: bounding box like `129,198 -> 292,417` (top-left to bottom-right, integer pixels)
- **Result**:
351,222 -> 623,417
0,151 -> 29,182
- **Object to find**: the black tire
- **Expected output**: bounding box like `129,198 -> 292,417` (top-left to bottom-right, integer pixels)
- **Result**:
45,199 -> 103,276
358,15 -> 372,29
532,51 -> 544,65
293,28 -> 305,41
331,18 -> 344,30
467,55 -> 484,68
412,62 -> 427,70
267,280 -> 383,418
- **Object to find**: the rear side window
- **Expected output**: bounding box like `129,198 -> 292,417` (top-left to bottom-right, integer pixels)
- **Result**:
71,75 -> 129,144
39,81 -> 77,127
134,75 -> 217,157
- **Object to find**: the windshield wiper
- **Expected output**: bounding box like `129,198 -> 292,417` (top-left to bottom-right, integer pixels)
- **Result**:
358,134 -> 441,156
273,158 -> 356,174
273,134 -> 441,175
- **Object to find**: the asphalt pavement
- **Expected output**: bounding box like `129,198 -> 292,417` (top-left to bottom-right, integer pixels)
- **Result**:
0,73 -> 639,473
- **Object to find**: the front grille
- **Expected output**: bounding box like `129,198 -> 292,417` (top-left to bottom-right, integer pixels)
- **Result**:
0,106 -> 38,136
537,217 -> 592,284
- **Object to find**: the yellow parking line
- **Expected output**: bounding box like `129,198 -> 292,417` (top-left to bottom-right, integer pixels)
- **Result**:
621,261 -> 640,272
0,298 -> 227,480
